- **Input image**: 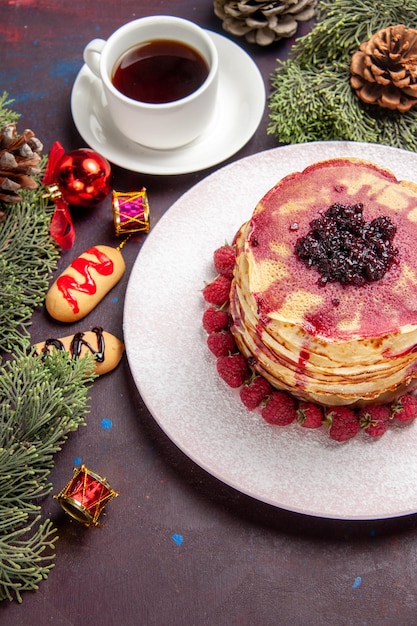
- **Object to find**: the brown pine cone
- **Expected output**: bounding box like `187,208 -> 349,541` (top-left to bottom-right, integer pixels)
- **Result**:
214,0 -> 317,46
0,123 -> 43,204
350,24 -> 417,113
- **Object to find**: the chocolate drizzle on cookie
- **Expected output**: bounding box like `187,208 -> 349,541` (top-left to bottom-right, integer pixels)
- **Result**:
42,326 -> 105,363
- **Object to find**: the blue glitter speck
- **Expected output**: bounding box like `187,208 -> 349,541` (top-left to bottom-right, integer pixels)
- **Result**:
74,456 -> 82,466
171,534 -> 183,546
352,577 -> 362,589
101,418 -> 113,430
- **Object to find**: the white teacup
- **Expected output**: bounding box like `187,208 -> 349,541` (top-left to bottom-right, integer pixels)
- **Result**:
83,16 -> 219,150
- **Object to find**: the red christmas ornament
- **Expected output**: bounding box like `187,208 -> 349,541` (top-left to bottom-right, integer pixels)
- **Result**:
43,142 -> 112,249
54,149 -> 111,207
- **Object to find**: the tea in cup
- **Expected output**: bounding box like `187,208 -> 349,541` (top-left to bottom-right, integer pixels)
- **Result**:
83,16 -> 219,150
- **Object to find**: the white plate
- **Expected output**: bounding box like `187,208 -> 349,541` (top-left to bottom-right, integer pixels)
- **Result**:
70,31 -> 265,175
124,141 -> 417,520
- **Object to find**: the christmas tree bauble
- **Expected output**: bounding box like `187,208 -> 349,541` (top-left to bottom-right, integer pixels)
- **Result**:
55,148 -> 111,207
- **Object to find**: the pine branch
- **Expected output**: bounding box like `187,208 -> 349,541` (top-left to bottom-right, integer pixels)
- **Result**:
0,517 -> 57,603
0,95 -> 97,602
0,177 -> 59,355
0,93 -> 59,356
295,0 -> 417,63
268,0 -> 417,148
0,350 -> 96,602
0,93 -> 19,128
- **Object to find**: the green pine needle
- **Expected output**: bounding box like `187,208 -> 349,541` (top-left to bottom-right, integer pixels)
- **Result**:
0,96 -> 96,602
268,0 -> 417,149
0,351 -> 96,602
0,93 -> 19,128
0,168 -> 59,354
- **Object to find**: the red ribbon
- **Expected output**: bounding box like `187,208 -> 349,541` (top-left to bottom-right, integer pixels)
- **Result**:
43,141 -> 75,249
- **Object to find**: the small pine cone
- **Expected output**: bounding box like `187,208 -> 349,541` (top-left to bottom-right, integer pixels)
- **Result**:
213,0 -> 317,46
350,24 -> 417,113
0,123 -> 43,204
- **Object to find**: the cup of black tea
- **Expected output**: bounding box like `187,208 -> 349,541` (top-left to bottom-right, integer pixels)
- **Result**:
83,16 -> 219,150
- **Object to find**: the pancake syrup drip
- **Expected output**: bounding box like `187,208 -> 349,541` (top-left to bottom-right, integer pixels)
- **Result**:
295,202 -> 399,287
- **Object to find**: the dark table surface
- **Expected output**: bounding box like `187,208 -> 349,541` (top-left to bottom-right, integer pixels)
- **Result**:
2,1 -> 417,625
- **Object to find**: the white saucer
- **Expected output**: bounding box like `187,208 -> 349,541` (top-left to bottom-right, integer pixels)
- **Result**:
70,31 -> 265,175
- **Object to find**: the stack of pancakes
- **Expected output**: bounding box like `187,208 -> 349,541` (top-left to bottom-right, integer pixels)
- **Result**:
230,158 -> 417,406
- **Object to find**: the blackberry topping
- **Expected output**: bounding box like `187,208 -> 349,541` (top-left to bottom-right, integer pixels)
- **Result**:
295,202 -> 398,287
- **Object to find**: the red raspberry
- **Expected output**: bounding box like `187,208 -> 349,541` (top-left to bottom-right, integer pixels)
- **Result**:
261,391 -> 296,426
207,331 -> 237,357
202,275 -> 231,306
213,244 -> 235,279
202,306 -> 230,333
297,402 -> 324,428
358,404 -> 391,437
216,354 -> 249,388
325,406 -> 360,442
240,376 -> 272,410
391,394 -> 417,423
